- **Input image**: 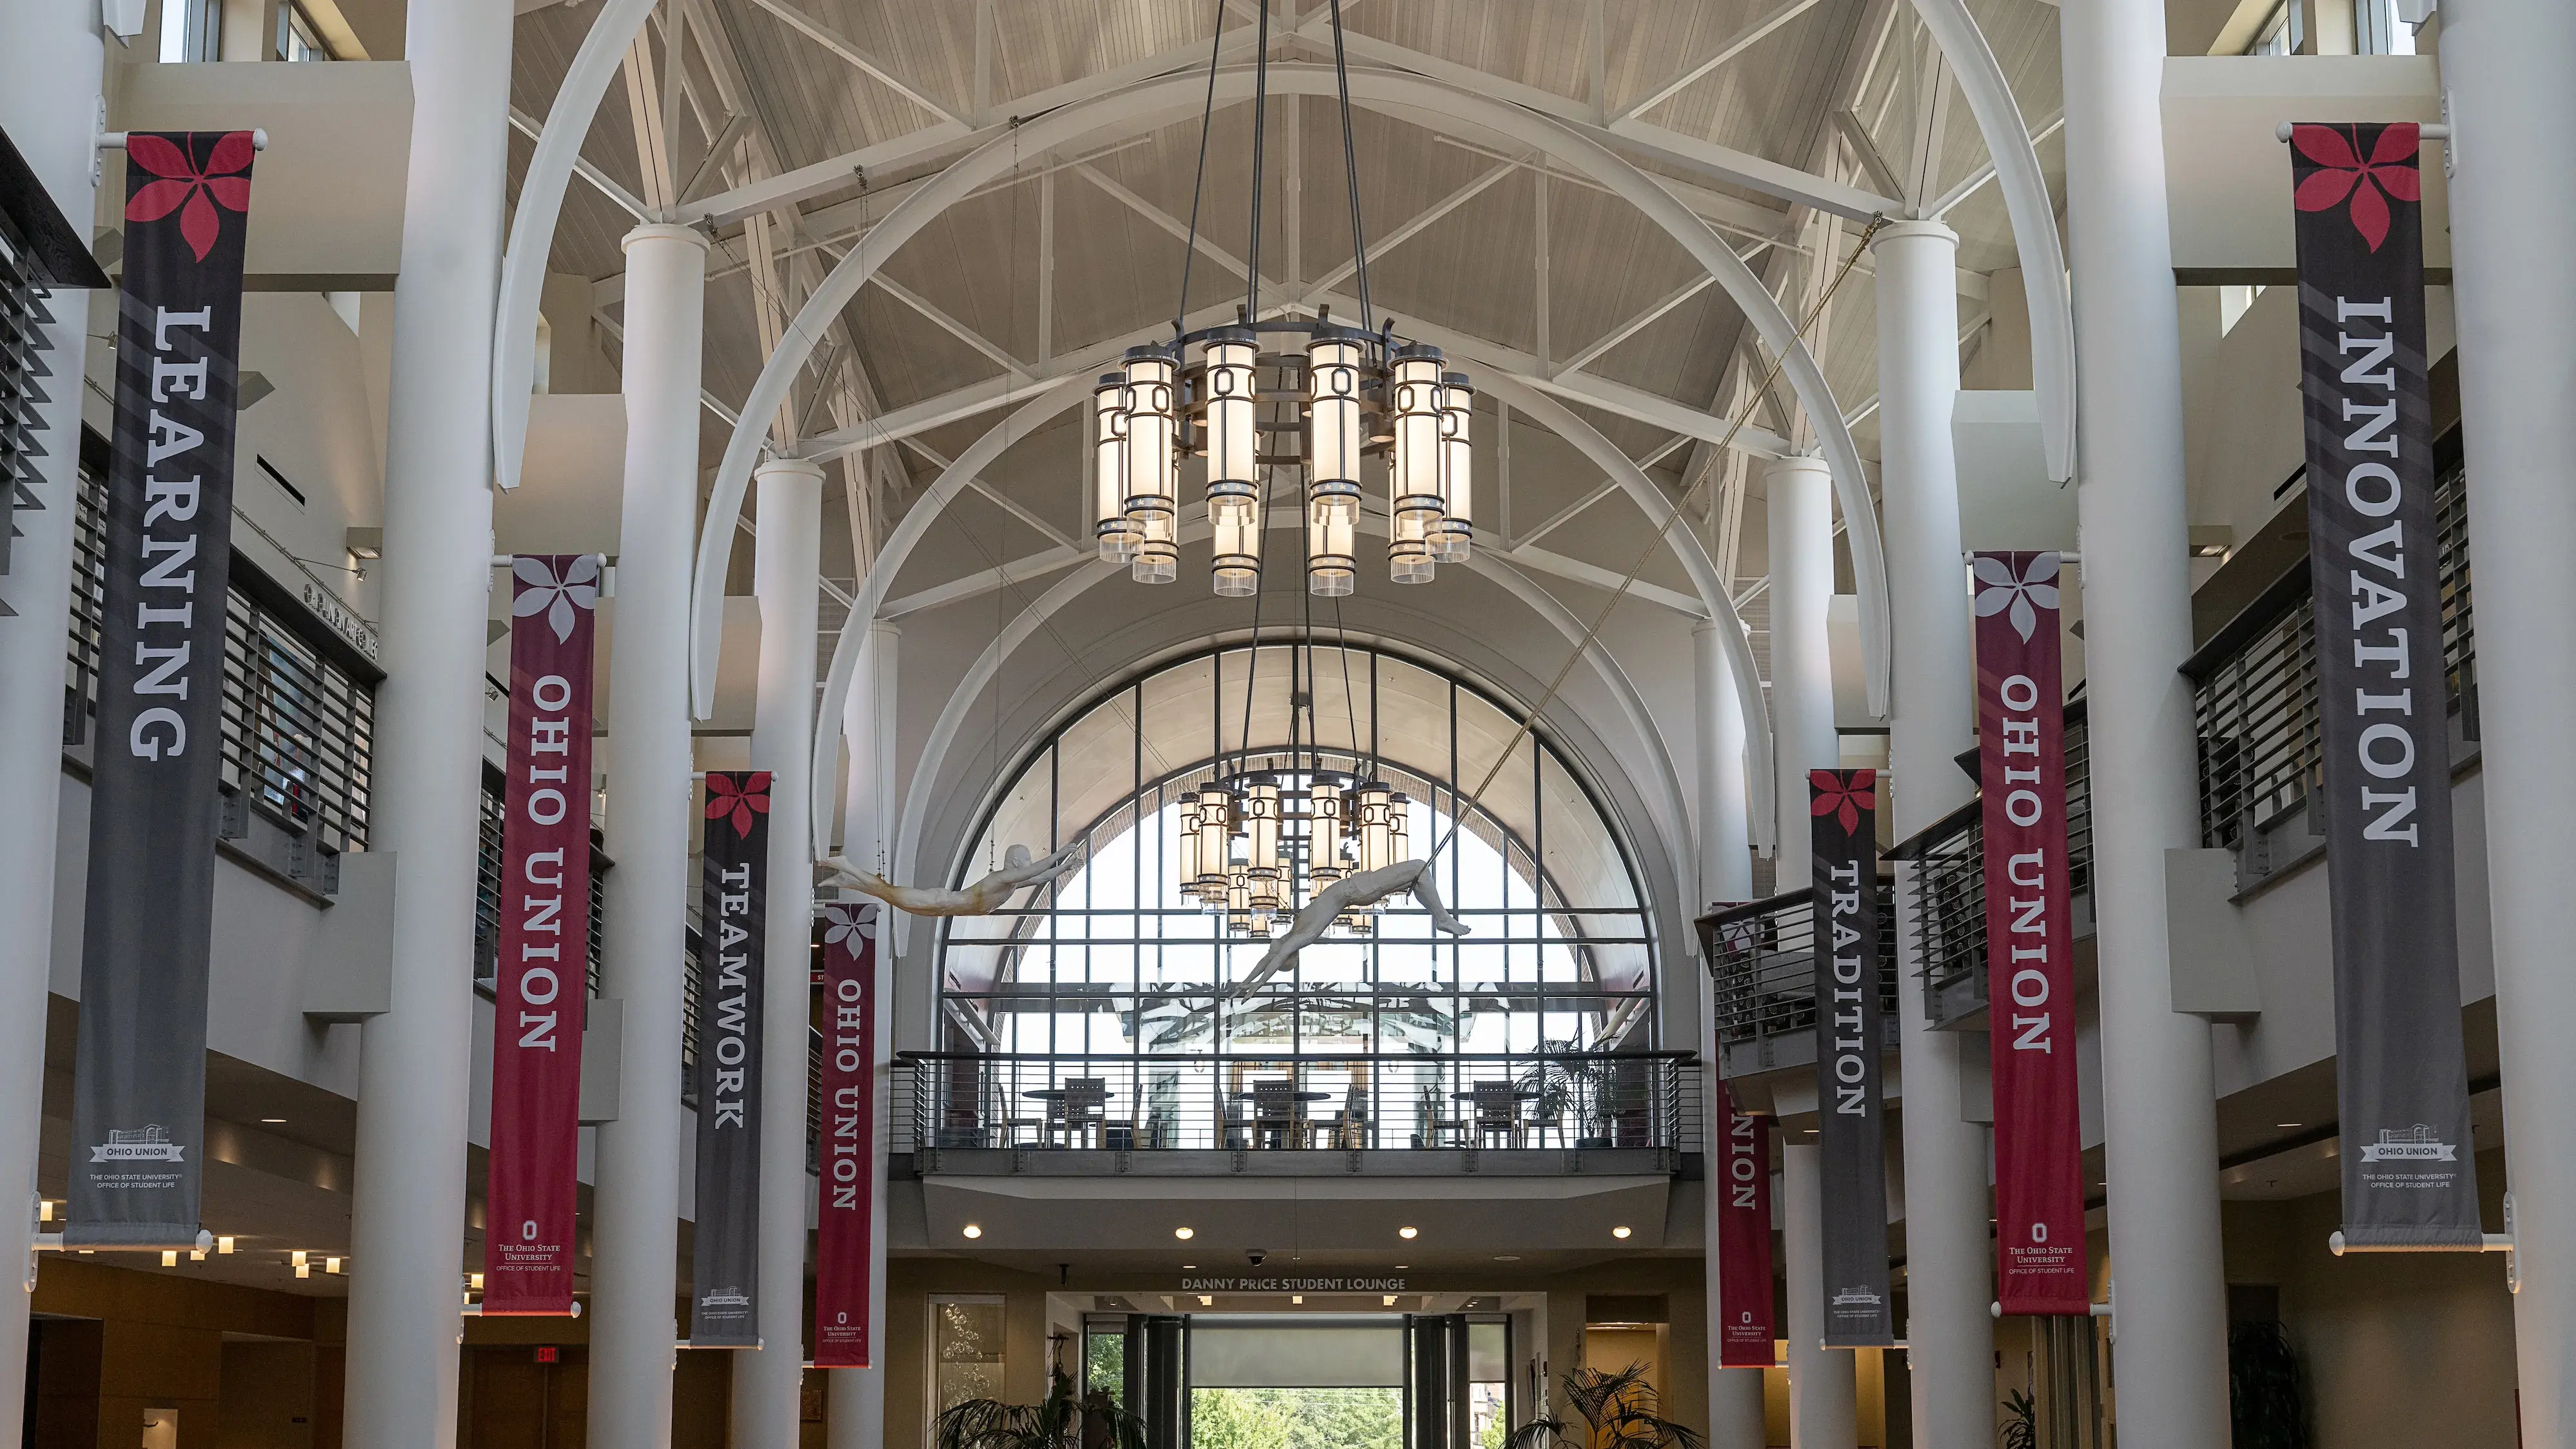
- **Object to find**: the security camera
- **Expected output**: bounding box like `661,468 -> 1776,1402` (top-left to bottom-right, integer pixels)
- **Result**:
1246,1248 -> 1268,1268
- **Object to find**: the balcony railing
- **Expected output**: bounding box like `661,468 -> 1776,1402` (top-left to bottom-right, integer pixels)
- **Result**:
471,762 -> 607,997
1698,884 -> 1900,1079
1898,703 -> 2096,1029
68,456 -> 379,867
2185,455 -> 2473,864
894,1050 -> 1699,1165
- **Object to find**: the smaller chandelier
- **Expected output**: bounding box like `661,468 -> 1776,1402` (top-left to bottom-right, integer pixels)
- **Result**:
1090,323 -> 1474,597
1181,769 -> 1410,940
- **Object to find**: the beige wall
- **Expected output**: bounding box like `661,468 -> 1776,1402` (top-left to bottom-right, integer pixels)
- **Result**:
2219,1152 -> 2519,1449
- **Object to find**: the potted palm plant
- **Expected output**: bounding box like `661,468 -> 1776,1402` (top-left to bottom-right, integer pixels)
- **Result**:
935,1365 -> 1148,1449
1504,1364 -> 1701,1449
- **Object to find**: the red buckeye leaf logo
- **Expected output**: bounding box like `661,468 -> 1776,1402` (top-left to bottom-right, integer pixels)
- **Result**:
705,772 -> 773,838
124,131 -> 255,263
2292,123 -> 2419,254
1809,769 -> 1877,836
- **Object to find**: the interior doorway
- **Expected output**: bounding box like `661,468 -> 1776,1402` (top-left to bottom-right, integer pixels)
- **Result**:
1082,1312 -> 1509,1449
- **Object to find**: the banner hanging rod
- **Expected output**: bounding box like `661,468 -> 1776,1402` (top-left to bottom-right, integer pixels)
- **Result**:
2275,122 -> 2448,143
97,130 -> 270,152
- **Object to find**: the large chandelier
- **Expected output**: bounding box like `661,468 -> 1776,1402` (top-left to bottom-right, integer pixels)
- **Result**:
1088,0 -> 1473,598
1176,769 -> 1411,939
1089,330 -> 1475,596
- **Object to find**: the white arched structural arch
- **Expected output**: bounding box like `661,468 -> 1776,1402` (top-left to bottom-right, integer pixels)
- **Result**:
799,374 -> 1771,866
678,63 -> 1894,727
889,513 -> 1697,912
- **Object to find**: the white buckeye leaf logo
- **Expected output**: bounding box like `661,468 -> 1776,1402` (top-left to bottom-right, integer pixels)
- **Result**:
1972,552 -> 2061,644
513,555 -> 601,644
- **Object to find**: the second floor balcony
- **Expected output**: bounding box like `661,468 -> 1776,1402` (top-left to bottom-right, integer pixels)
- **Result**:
892,1050 -> 1700,1179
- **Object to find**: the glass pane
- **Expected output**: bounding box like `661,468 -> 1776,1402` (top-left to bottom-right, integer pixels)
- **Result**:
933,1299 -> 1007,1416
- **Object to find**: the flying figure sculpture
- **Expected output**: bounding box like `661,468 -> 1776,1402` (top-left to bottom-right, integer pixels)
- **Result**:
823,842 -> 1084,916
1230,860 -> 1470,998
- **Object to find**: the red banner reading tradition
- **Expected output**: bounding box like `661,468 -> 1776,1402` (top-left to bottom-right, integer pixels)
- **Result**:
482,555 -> 600,1315
813,900 -> 881,1366
1972,551 -> 2089,1315
1715,1081 -> 1776,1367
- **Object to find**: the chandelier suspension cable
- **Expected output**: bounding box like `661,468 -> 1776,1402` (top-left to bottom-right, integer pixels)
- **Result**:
1172,0 -> 1227,339
1423,215 -> 1891,865
1328,0 -> 1373,337
1244,0 -> 1273,324
1235,464 -> 1273,779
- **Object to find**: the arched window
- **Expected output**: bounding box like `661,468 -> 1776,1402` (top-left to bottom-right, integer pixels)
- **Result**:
938,644 -> 1658,1078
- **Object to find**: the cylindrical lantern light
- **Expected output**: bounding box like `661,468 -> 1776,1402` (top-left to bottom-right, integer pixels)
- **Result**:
1308,780 -> 1348,894
1434,373 -> 1474,563
1123,345 -> 1179,584
1351,780 -> 1396,874
1306,332 -> 1364,596
1194,785 -> 1237,902
1091,372 -> 1137,562
1387,346 -> 1445,584
1176,793 -> 1204,902
1240,776 -> 1285,912
1387,793 -> 1411,867
1203,331 -> 1262,597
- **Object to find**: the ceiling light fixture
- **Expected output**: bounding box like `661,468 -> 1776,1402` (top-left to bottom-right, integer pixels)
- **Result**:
1092,0 -> 1473,602
961,1225 -> 984,1239
1612,1227 -> 1633,1240
1199,1295 -> 1214,1307
1383,1295 -> 1400,1306
161,1250 -> 178,1267
1398,1226 -> 1418,1239
217,1236 -> 234,1255
1174,1227 -> 1195,1241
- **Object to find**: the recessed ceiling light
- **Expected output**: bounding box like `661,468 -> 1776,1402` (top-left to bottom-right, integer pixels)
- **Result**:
961,1224 -> 983,1239
2276,1122 -> 2304,1129
1293,1295 -> 1304,1305
1383,1295 -> 1399,1306
1493,1255 -> 1520,1262
1174,1227 -> 1195,1240
260,1118 -> 286,1125
1612,1226 -> 1633,1239
1398,1226 -> 1418,1239
1198,1295 -> 1214,1306
1183,1265 -> 1197,1270
1394,1265 -> 1409,1270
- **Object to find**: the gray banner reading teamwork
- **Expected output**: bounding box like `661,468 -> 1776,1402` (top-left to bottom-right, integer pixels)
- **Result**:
690,771 -> 770,1344
2288,122 -> 2481,1247
68,132 -> 259,1248
1809,770 -> 1893,1345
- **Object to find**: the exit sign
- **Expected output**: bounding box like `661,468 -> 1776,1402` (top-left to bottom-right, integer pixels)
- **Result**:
535,1346 -> 559,1364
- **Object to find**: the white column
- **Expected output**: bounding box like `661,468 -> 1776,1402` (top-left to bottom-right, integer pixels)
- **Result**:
340,3 -> 511,1445
838,623 -> 901,876
0,6 -> 101,1435
1767,456 -> 1838,885
1782,1143 -> 1857,1449
825,909 -> 894,1449
2442,0 -> 2576,1438
589,222 -> 711,1449
737,459 -> 824,1446
1693,625 -> 1767,1449
1871,219 -> 1993,1449
1694,622 -> 1753,910
2058,2 -> 2232,1443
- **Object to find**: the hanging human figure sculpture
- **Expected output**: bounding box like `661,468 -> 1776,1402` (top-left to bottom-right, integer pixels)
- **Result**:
823,842 -> 1084,916
1230,859 -> 1470,997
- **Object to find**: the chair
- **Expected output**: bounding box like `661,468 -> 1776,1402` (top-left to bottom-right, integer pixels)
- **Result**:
1332,1085 -> 1372,1150
1064,1078 -> 1107,1148
1471,1081 -> 1520,1148
1253,1079 -> 1301,1150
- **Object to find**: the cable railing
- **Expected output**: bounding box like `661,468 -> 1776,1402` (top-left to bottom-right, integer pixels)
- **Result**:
68,460 -> 379,859
471,762 -> 607,998
1698,885 -> 1899,1078
894,1050 -> 1698,1158
2186,457 -> 2473,856
1899,704 -> 2095,1028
